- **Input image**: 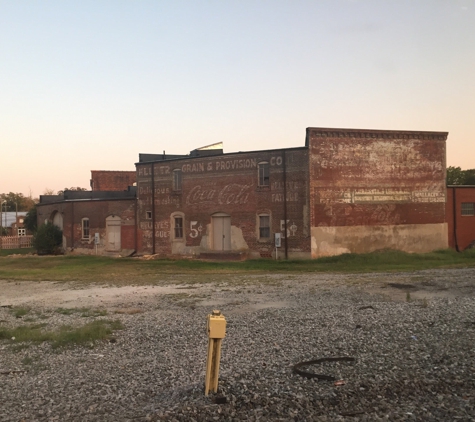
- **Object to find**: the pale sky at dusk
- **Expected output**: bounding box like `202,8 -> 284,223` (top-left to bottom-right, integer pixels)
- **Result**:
1,0 -> 474,197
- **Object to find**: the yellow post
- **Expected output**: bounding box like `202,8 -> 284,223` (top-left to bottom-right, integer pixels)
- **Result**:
205,310 -> 226,396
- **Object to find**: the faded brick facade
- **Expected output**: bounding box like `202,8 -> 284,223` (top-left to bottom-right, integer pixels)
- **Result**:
307,128 -> 448,256
446,186 -> 475,251
38,190 -> 136,255
136,148 -> 310,258
37,126 -> 451,258
90,171 -> 136,191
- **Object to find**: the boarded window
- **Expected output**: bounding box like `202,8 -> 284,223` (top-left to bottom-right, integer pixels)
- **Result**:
173,169 -> 182,191
259,215 -> 270,239
258,162 -> 269,186
461,202 -> 475,216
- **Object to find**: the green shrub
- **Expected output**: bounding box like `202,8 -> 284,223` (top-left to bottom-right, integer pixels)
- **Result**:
33,222 -> 63,255
23,206 -> 38,233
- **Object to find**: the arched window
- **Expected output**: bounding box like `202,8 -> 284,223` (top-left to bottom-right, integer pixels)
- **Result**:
171,212 -> 185,241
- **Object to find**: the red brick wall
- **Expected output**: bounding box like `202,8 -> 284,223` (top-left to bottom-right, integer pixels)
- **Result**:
306,128 -> 448,256
446,187 -> 475,250
307,128 -> 448,228
136,148 -> 309,257
37,199 -> 136,252
90,171 -> 136,191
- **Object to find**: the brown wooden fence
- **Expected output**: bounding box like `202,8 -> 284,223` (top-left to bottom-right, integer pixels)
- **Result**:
0,236 -> 33,249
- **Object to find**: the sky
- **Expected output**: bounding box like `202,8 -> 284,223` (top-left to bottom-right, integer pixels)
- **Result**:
1,0 -> 474,198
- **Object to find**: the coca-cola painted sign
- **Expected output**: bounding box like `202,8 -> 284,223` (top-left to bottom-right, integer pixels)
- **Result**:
186,184 -> 251,206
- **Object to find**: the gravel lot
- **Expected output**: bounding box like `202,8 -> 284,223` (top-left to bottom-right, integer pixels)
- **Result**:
1,268 -> 475,421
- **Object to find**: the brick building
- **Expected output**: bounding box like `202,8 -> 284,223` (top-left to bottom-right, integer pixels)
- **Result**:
135,127 -> 449,258
90,170 -> 136,191
38,187 -> 136,255
307,128 -> 448,257
446,186 -> 475,251
136,145 -> 309,258
37,127 -> 450,258
11,214 -> 29,236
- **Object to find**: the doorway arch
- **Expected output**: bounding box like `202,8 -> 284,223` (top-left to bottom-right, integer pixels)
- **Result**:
51,211 -> 63,230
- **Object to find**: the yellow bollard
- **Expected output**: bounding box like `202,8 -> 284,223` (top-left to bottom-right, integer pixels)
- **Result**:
205,310 -> 226,396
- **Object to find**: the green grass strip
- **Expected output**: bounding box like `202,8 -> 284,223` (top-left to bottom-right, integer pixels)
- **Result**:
0,248 -> 474,283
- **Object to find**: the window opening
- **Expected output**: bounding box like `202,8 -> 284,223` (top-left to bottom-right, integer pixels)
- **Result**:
174,217 -> 183,238
173,169 -> 182,191
82,218 -> 90,239
258,162 -> 270,186
259,215 -> 270,239
461,202 -> 475,216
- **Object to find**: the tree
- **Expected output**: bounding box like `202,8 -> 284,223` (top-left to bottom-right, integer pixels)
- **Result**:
0,192 -> 36,212
23,206 -> 38,233
446,166 -> 465,185
464,169 -> 475,185
57,187 -> 87,195
33,222 -> 63,255
447,167 -> 475,185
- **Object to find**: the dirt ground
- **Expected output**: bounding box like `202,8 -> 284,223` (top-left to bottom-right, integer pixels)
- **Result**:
1,268 -> 474,312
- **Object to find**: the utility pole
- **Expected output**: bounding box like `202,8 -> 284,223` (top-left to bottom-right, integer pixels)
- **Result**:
0,200 -> 5,236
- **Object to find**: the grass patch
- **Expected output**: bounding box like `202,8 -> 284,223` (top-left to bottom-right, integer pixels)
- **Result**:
165,292 -> 206,308
0,249 -> 474,285
0,320 -> 123,349
51,320 -> 123,348
55,307 -> 108,317
114,308 -> 144,315
10,307 -> 30,318
22,356 -> 34,365
0,248 -> 34,257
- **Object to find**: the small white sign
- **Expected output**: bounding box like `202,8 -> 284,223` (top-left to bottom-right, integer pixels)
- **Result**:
94,233 -> 100,245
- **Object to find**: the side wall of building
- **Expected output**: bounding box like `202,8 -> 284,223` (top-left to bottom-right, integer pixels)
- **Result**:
136,148 -> 310,258
90,171 -> 136,191
307,128 -> 448,257
446,187 -> 475,250
37,199 -> 136,255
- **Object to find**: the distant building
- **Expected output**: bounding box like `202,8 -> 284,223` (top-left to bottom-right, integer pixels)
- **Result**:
446,186 -> 475,250
90,170 -> 136,191
0,212 -> 28,236
11,214 -> 29,236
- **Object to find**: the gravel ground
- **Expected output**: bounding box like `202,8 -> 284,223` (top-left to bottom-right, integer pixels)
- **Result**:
1,268 -> 475,421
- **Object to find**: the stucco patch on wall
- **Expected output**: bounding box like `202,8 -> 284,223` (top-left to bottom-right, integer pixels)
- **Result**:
311,223 -> 448,258
230,226 -> 249,251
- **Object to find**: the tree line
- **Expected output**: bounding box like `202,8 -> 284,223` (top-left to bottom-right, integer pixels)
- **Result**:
446,167 -> 475,185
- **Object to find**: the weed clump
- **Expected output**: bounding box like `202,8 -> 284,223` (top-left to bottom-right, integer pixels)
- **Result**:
10,307 -> 30,318
0,320 -> 123,349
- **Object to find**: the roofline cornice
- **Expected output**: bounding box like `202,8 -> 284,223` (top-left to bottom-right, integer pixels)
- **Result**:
306,127 -> 448,141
